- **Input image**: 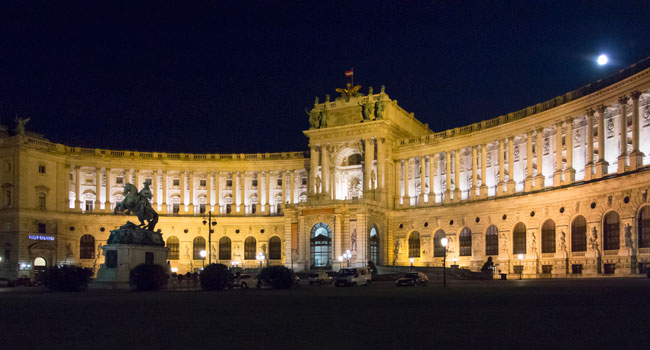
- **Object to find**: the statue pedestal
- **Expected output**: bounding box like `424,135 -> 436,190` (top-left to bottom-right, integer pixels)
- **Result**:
91,222 -> 168,290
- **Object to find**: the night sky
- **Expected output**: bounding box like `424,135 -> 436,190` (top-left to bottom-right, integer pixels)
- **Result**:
2,1 -> 650,154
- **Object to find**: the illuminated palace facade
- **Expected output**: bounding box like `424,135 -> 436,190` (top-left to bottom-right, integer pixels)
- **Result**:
3,59 -> 650,280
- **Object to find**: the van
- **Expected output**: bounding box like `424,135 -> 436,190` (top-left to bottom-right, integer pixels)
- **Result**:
334,267 -> 371,287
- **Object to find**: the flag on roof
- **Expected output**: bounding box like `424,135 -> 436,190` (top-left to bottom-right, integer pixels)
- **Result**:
344,69 -> 354,77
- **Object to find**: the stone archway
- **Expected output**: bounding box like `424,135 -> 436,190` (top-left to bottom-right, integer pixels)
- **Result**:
333,147 -> 363,200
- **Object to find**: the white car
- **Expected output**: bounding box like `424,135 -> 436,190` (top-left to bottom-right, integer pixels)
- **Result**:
334,267 -> 372,287
308,272 -> 333,285
233,274 -> 257,289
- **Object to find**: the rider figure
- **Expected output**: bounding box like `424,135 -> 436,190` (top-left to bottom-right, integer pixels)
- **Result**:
136,181 -> 153,215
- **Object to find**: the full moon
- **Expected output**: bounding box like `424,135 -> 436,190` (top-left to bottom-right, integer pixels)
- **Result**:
597,54 -> 609,66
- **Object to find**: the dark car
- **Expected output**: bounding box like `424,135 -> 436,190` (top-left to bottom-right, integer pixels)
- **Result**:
395,272 -> 428,287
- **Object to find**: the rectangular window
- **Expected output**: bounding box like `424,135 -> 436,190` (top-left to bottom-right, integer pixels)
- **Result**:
301,177 -> 307,185
277,178 -> 282,186
38,223 -> 46,233
604,263 -> 616,274
172,203 -> 179,214
277,203 -> 282,213
5,190 -> 11,207
226,179 -> 232,187
39,194 -> 46,210
199,203 -> 206,214
251,204 -> 256,214
513,265 -> 523,274
116,177 -> 124,184
173,179 -> 180,186
541,265 -> 552,274
252,179 -> 258,187
226,204 -> 232,214
4,249 -> 10,267
571,264 -> 583,274
200,179 -> 206,187
38,165 -> 46,174
85,200 -> 94,212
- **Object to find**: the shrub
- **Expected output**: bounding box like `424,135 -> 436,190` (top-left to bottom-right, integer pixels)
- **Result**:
200,263 -> 232,291
41,265 -> 92,292
258,265 -> 294,289
129,264 -> 169,291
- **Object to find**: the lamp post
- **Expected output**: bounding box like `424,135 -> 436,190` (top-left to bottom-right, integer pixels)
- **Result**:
200,250 -> 206,269
409,257 -> 414,270
202,211 -> 217,265
518,253 -> 524,280
338,256 -> 343,271
441,237 -> 449,287
257,252 -> 265,269
344,250 -> 351,267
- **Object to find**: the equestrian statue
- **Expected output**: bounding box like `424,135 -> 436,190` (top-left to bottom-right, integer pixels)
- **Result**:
114,181 -> 159,231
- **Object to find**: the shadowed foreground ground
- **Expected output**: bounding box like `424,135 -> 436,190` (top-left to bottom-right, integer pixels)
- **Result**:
1,278 -> 649,349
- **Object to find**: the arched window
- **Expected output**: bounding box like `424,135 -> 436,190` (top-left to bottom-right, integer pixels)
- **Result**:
434,230 -> 446,257
541,220 -> 556,253
638,206 -> 650,248
193,236 -> 206,260
310,223 -> 332,269
219,236 -> 231,260
571,216 -> 587,252
269,236 -> 281,260
485,225 -> 498,256
513,223 -> 526,255
603,212 -> 620,251
408,231 -> 420,258
79,234 -> 95,259
459,228 -> 472,256
167,236 -> 180,260
244,237 -> 257,260
369,225 -> 379,264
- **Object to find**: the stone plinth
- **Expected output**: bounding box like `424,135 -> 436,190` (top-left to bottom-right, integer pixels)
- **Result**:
91,222 -> 168,289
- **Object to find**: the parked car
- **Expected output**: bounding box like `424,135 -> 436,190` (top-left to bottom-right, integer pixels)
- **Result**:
12,276 -> 33,287
0,277 -> 12,287
233,274 -> 257,289
334,267 -> 371,287
396,272 -> 429,287
308,272 -> 333,285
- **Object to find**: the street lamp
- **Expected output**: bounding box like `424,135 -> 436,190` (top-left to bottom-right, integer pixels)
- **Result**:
518,253 -> 524,280
202,211 -> 217,265
441,237 -> 449,287
343,250 -> 351,267
200,250 -> 206,268
338,256 -> 343,271
409,257 -> 414,270
171,267 -> 178,274
257,252 -> 265,269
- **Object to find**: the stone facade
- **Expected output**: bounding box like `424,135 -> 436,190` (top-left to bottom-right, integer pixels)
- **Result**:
2,58 -> 650,279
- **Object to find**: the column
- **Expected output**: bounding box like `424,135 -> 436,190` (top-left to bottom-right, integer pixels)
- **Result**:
180,171 -> 187,211
279,171 -> 286,211
363,139 -> 373,193
377,138 -> 385,191
188,171 -> 195,214
152,170 -> 158,207
630,91 -> 644,170
585,109 -> 595,181
207,171 -> 212,212
104,167 -> 112,212
554,122 -> 563,187
497,140 -> 505,195
564,118 -> 575,183
265,171 -> 271,212
418,156 -> 426,204
506,137 -> 515,192
525,131 -> 534,191
618,96 -> 629,174
444,152 -> 451,203
94,167 -> 101,211
240,171 -> 246,213
404,158 -> 411,205
480,145 -> 487,197
321,145 -> 330,195
309,146 -> 318,194
216,172 -> 222,214
595,104 -> 609,178
75,166 -> 82,210
470,147 -> 477,199
535,128 -> 545,188
161,171 -> 168,214
290,170 -> 296,204
428,154 -> 435,200
453,149 -> 461,201
232,171 -> 239,213
394,160 -> 401,207
334,214 -> 342,259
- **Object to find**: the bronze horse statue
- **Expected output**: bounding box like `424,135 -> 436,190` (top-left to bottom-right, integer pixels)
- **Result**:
114,183 -> 159,231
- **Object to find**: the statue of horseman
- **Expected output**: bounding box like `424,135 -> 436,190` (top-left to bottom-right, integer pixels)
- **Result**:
114,181 -> 159,231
